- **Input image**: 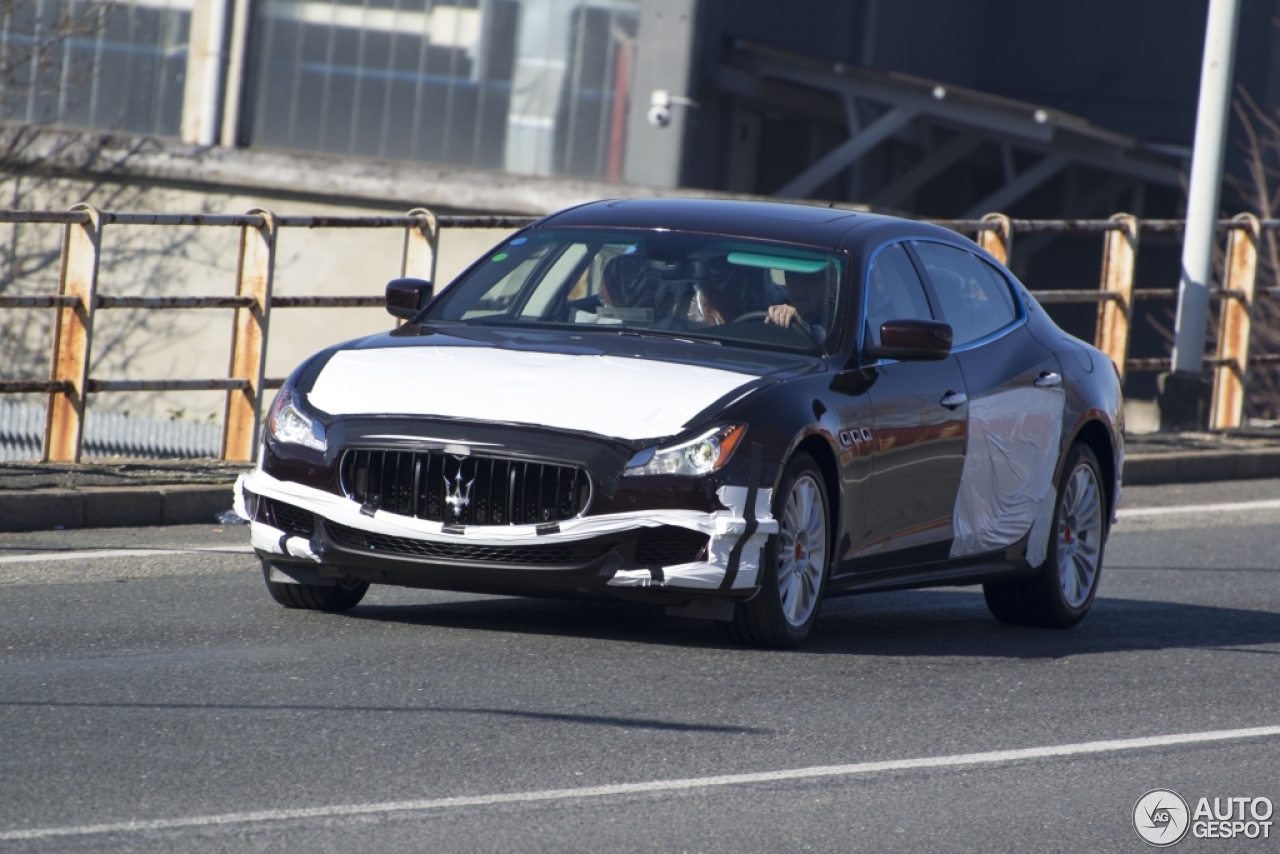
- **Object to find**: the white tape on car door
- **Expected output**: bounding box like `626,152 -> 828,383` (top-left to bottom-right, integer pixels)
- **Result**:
950,386 -> 1065,561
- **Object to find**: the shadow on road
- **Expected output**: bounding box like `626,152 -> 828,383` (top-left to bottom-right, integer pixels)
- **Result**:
343,587 -> 1280,658
0,698 -> 761,733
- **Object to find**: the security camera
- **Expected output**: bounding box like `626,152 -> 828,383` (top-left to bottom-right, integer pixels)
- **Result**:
646,89 -> 696,129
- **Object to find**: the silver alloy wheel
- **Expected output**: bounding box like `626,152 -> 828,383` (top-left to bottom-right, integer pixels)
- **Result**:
1056,461 -> 1103,608
777,473 -> 827,628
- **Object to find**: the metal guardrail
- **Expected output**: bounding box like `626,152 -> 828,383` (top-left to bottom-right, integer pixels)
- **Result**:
0,206 -> 1274,462
0,205 -> 538,463
964,212 -> 1269,433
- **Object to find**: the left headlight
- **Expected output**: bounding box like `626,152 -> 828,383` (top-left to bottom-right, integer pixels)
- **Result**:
623,424 -> 746,477
267,387 -> 327,451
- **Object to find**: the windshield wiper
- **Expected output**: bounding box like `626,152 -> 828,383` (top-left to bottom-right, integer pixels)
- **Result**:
608,328 -> 722,345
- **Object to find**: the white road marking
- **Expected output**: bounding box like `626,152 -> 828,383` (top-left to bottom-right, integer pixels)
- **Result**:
1117,498 -> 1280,519
4,724 -> 1279,842
0,546 -> 255,565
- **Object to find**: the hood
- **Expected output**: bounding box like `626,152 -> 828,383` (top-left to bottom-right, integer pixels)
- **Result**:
304,344 -> 762,441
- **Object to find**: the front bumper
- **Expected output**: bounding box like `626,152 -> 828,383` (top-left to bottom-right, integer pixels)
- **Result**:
236,469 -> 775,596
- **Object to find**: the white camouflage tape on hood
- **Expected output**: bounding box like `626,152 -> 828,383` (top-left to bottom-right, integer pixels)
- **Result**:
306,347 -> 756,441
950,386 -> 1065,560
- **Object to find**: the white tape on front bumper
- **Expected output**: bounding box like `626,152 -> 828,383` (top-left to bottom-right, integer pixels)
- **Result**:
605,485 -> 774,591
239,470 -> 775,590
250,519 -> 287,554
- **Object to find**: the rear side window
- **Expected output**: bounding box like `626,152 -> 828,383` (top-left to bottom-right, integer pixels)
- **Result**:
911,242 -> 1018,346
863,243 -> 934,351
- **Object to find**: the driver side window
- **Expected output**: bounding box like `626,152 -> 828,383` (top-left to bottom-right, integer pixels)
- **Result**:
864,242 -> 934,352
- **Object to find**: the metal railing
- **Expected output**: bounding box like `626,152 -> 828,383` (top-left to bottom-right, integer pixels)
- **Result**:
0,206 -> 1275,463
956,212 -> 1274,432
0,206 -> 534,463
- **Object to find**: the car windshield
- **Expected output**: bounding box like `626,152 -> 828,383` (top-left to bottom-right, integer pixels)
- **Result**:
426,229 -> 846,353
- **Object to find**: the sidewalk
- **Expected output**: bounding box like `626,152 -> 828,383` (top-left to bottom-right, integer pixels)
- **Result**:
0,460 -> 248,532
1124,430 -> 1280,485
1,431 -> 1279,532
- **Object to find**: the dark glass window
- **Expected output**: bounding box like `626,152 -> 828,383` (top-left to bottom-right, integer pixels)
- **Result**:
863,242 -> 933,351
244,0 -> 637,179
911,241 -> 1017,346
428,228 -> 846,353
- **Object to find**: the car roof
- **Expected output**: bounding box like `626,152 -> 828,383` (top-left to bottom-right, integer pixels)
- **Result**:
537,198 -> 976,254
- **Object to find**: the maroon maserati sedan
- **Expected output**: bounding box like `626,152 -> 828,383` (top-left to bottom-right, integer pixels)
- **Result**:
236,199 -> 1123,648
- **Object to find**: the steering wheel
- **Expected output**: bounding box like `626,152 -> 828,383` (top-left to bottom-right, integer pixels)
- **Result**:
730,310 -> 770,323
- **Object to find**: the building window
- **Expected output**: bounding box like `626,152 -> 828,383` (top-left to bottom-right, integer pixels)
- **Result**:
0,0 -> 190,138
243,0 -> 635,179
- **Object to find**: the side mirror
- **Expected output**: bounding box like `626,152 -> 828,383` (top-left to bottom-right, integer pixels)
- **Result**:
867,318 -> 952,361
385,278 -> 433,320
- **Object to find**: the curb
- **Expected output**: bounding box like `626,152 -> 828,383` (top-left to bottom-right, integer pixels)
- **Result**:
0,484 -> 234,532
0,449 -> 1278,533
1123,449 -> 1280,486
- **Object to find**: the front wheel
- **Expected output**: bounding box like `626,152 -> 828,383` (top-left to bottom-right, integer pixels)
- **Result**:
983,442 -> 1107,628
262,560 -> 369,612
726,453 -> 831,648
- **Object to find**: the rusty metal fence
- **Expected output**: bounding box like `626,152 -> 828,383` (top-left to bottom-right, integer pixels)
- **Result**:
0,207 -> 1275,463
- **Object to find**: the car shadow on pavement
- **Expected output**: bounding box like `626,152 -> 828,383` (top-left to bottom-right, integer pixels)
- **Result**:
342,585 -> 1280,658
346,595 -> 734,648
803,588 -> 1280,659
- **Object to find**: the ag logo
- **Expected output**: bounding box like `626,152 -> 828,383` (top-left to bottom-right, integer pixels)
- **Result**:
1134,789 -> 1190,847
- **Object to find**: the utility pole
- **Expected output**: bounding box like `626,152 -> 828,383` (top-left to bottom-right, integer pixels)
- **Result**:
1166,0 -> 1242,428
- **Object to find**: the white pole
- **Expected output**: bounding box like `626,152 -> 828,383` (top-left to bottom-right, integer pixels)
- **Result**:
220,0 -> 252,148
1172,0 -> 1243,373
197,0 -> 232,146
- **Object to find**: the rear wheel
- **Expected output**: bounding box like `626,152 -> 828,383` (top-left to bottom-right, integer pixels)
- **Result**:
984,442 -> 1107,628
262,561 -> 369,612
726,453 -> 830,648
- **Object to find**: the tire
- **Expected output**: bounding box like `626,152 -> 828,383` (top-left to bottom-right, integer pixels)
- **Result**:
984,442 -> 1107,628
725,453 -> 831,648
262,560 -> 369,612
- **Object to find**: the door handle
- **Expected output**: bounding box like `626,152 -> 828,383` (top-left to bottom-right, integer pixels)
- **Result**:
939,391 -> 967,409
1034,371 -> 1062,388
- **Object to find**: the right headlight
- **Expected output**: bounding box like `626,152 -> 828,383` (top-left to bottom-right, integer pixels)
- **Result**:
266,387 -> 327,451
623,424 -> 746,477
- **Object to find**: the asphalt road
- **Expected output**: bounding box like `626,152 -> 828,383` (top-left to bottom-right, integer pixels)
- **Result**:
2,479 -> 1279,852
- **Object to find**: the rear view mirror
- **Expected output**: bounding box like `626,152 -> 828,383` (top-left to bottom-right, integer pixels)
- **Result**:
385,278 -> 433,320
868,318 -> 952,361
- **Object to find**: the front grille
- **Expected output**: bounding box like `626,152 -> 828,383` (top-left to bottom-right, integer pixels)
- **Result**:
258,496 -> 314,538
635,526 -> 710,566
339,449 -> 590,526
326,521 -> 614,567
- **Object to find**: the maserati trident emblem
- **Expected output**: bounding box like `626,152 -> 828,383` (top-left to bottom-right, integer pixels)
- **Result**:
444,467 -> 475,516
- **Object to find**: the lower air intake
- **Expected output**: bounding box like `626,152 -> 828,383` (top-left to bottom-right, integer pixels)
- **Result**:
326,521 -> 614,567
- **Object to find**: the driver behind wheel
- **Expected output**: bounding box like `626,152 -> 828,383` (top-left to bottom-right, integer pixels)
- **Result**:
765,265 -> 833,344
689,258 -> 785,326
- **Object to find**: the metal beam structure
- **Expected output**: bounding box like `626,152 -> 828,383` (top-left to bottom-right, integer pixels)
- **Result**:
775,106 -> 918,199
871,132 -> 984,207
962,154 -> 1070,219
719,40 -> 1184,210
